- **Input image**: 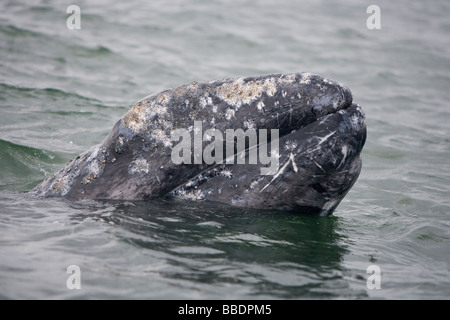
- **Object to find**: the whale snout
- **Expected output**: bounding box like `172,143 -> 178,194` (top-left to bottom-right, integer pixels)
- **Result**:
288,103 -> 367,215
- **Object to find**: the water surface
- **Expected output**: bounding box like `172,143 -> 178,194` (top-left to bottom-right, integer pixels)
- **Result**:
0,0 -> 449,299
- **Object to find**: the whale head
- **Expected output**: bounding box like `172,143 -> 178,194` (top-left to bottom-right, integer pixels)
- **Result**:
32,72 -> 366,216
165,73 -> 367,216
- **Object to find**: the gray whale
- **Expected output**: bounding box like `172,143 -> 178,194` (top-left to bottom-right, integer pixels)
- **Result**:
32,72 -> 366,216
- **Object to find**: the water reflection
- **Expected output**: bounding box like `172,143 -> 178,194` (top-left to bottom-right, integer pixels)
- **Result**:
85,199 -> 361,298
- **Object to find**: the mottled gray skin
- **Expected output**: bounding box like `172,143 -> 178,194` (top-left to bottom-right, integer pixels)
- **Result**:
32,72 -> 366,215
169,103 -> 366,215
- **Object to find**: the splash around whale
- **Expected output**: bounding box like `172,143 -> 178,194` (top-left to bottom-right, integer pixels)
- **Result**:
32,72 -> 366,216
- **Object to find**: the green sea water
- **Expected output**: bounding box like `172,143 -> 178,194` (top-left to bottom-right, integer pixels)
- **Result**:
0,0 -> 449,299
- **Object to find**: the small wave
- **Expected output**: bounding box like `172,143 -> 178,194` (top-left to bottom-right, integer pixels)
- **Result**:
0,139 -> 65,192
0,83 -> 101,103
0,24 -> 42,38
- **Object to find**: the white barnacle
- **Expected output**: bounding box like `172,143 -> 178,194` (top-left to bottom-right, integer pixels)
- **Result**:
249,180 -> 259,190
118,136 -> 126,147
315,83 -> 326,91
129,157 -> 150,175
123,104 -> 149,134
257,101 -> 265,111
216,77 -> 277,109
199,96 -> 207,108
284,140 -> 298,151
278,74 -> 296,84
83,146 -> 106,180
51,175 -> 71,196
153,104 -> 168,115
88,161 -> 101,177
175,188 -> 190,200
124,97 -> 170,135
243,119 -> 255,129
220,168 -> 233,179
264,77 -> 277,96
157,92 -> 170,105
151,128 -> 173,148
199,94 -> 212,109
300,73 -> 312,84
176,188 -> 187,197
176,188 -> 205,201
185,180 -> 194,187
225,108 -> 235,120
193,189 -> 205,200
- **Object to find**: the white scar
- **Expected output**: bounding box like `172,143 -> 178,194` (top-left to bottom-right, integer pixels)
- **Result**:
260,152 -> 297,192
317,131 -> 336,145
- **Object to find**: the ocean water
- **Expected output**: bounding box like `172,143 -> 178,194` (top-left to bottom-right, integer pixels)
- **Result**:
0,0 -> 449,299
